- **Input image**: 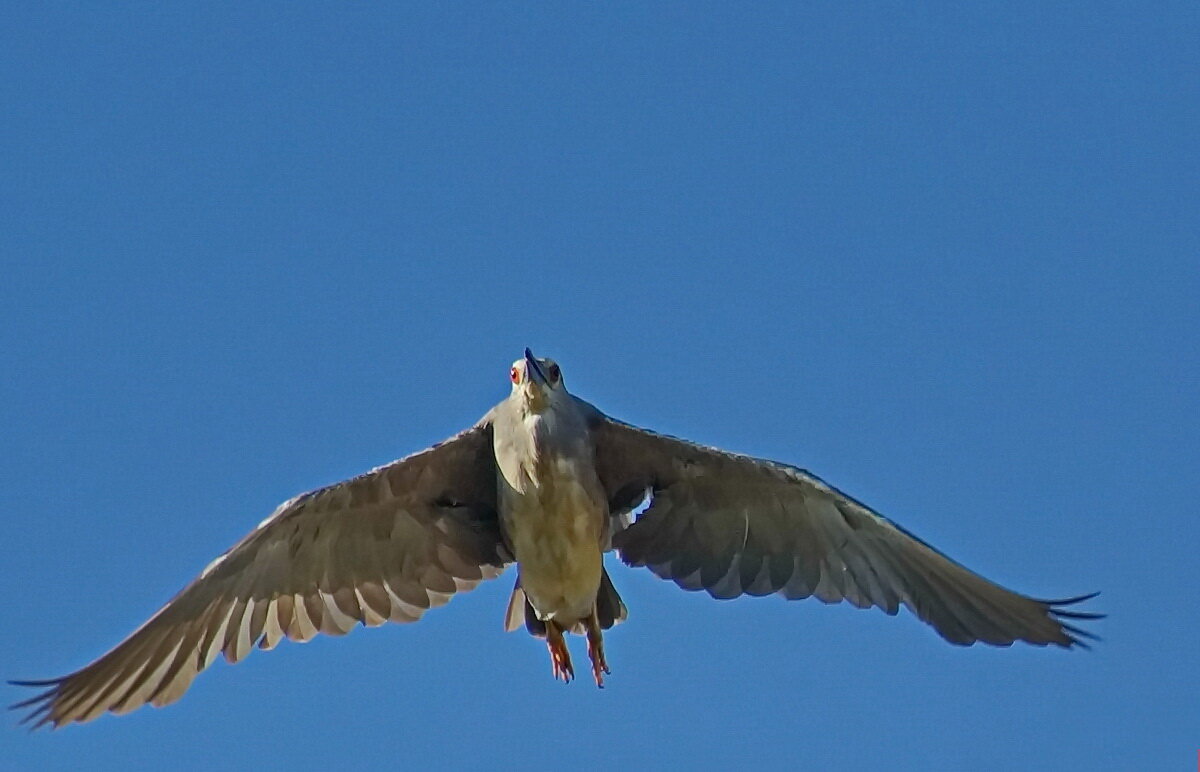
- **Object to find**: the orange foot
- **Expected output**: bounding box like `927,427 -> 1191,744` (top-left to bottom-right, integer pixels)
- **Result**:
546,621 -> 574,683
585,614 -> 610,688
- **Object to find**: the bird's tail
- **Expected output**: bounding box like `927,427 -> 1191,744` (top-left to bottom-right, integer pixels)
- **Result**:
504,568 -> 627,637
595,568 -> 628,630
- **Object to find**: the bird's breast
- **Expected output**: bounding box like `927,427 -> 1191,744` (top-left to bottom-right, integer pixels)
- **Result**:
498,447 -> 607,623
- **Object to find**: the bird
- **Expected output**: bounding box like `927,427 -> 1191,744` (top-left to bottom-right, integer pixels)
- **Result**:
11,348 -> 1100,728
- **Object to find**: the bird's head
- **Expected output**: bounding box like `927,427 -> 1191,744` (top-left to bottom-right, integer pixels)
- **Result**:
509,348 -> 564,410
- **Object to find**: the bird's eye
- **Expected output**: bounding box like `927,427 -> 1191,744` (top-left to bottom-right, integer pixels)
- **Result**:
510,366 -> 521,384
548,364 -> 560,382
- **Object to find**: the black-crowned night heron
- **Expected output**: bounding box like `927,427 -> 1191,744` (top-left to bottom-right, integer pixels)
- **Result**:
12,349 -> 1100,728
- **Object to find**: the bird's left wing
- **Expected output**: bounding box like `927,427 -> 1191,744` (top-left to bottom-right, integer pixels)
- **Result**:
13,421 -> 508,729
587,408 -> 1099,649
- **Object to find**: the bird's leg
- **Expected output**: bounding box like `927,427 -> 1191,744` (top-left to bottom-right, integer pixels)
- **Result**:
585,611 -> 609,688
545,620 -> 573,683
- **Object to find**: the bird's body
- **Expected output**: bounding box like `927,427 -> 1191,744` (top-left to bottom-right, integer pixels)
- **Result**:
11,349 -> 1100,728
497,421 -> 606,629
492,353 -> 617,681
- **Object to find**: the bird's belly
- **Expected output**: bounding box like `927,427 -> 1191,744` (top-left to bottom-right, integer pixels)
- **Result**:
502,462 -> 604,625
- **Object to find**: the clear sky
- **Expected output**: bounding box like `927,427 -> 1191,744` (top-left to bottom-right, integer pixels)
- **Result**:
2,3 -> 1196,770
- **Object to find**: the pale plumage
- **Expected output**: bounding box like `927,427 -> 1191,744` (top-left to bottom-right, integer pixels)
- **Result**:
11,349 -> 1100,728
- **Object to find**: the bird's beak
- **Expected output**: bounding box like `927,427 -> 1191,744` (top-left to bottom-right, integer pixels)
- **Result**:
524,347 -> 549,386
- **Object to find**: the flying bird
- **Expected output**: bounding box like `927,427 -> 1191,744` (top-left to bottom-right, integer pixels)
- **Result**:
12,349 -> 1100,728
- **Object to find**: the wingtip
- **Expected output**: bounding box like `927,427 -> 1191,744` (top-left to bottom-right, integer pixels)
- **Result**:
1038,591 -> 1102,650
1040,590 -> 1101,606
1054,609 -> 1105,621
1064,619 -> 1101,650
8,677 -> 62,688
8,679 -> 63,731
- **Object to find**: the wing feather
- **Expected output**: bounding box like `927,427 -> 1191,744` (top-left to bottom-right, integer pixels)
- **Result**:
12,421 -> 507,729
586,403 -> 1100,649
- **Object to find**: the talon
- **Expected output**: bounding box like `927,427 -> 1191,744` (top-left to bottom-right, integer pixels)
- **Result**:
585,613 -> 609,688
545,621 -> 574,683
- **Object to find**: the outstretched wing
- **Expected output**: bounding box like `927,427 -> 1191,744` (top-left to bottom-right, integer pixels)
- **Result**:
13,421 -> 508,729
588,409 -> 1100,648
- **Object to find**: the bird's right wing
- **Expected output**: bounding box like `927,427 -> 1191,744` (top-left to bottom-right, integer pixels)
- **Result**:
587,409 -> 1100,649
13,420 -> 509,729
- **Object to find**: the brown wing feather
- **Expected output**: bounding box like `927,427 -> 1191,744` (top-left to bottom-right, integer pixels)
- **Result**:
12,421 -> 508,729
585,405 -> 1100,649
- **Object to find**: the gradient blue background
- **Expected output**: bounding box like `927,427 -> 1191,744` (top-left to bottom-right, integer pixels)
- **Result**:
3,4 -> 1196,770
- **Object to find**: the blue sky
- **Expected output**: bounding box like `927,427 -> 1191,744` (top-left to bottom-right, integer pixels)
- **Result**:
2,3 -> 1196,769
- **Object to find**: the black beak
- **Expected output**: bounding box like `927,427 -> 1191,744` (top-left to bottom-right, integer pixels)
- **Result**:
524,347 -> 548,386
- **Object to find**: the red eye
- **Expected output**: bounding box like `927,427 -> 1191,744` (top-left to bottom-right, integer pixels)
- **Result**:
510,366 -> 520,383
